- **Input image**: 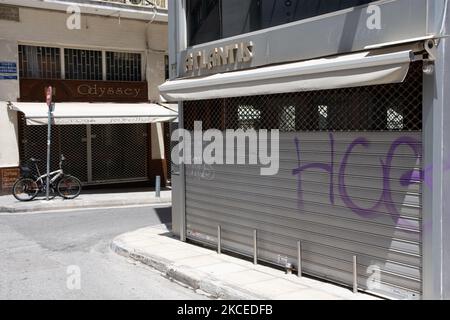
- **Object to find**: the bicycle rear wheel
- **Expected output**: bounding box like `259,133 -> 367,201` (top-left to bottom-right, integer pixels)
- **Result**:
12,178 -> 39,202
57,176 -> 82,199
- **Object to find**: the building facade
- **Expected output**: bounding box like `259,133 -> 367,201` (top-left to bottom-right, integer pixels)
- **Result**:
162,0 -> 450,300
0,0 -> 175,194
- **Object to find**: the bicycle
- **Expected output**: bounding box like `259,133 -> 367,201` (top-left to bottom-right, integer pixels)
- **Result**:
12,155 -> 82,202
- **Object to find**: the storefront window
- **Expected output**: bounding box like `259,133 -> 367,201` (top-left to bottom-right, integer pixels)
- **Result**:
387,108 -> 404,130
65,48 -> 103,81
106,52 -> 142,82
187,0 -> 377,46
280,105 -> 296,132
318,105 -> 328,130
18,45 -> 61,79
238,105 -> 261,129
184,62 -> 423,132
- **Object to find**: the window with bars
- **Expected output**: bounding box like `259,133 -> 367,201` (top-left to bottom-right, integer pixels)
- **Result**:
65,48 -> 103,80
106,51 -> 142,82
184,62 -> 423,132
18,45 -> 61,79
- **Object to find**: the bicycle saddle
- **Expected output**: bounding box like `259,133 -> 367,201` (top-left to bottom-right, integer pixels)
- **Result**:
30,158 -> 42,163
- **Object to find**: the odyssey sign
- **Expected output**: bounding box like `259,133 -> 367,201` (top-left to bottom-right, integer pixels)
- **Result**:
77,84 -> 142,98
185,41 -> 254,72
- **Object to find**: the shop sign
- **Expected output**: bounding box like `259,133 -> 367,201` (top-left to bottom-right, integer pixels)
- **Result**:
77,84 -> 142,98
185,41 -> 254,72
19,79 -> 148,103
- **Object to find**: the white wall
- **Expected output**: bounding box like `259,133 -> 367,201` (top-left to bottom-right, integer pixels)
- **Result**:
0,102 -> 19,168
0,39 -> 20,168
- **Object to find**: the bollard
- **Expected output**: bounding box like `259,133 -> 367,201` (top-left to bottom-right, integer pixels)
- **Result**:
353,255 -> 358,294
217,225 -> 221,254
156,175 -> 161,198
253,230 -> 258,265
297,241 -> 303,278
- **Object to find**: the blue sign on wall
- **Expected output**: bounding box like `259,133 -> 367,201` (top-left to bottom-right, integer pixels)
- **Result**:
0,62 -> 17,74
0,75 -> 18,80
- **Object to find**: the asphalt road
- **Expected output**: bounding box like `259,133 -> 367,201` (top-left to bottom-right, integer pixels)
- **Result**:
0,205 -> 207,300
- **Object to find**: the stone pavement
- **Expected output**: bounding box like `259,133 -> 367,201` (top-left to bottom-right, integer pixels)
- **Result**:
0,189 -> 171,213
111,225 -> 380,300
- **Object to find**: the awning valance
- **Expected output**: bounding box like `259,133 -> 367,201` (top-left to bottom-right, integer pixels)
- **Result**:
8,102 -> 178,126
159,49 -> 413,101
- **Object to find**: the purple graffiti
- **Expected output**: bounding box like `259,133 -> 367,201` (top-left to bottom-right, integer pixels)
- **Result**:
293,134 -> 422,223
292,133 -> 334,209
407,156 -> 450,190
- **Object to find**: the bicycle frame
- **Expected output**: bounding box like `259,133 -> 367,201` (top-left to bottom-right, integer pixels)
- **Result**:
33,162 -> 64,186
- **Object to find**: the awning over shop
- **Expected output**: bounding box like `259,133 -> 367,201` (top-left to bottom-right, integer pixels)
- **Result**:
159,49 -> 414,101
8,102 -> 178,126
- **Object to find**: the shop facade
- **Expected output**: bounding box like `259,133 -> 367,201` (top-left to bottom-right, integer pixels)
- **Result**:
0,0 -> 175,193
161,0 -> 450,300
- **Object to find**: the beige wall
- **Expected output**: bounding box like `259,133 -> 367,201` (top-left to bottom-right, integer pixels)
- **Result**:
0,6 -> 168,50
145,22 -> 168,102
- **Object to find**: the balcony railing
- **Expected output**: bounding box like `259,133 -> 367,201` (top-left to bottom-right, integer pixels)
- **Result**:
93,0 -> 167,10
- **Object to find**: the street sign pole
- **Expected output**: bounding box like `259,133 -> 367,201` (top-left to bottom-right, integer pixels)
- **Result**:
45,87 -> 53,201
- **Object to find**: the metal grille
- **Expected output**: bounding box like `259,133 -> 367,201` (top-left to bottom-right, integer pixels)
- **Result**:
19,120 -> 149,184
65,48 -> 103,80
106,51 -> 142,82
18,45 -> 61,79
183,61 -> 424,299
19,116 -> 88,182
184,62 -> 423,132
91,124 -> 148,182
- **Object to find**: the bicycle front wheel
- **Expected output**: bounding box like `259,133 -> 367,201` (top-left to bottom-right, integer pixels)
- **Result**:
57,176 -> 82,199
12,178 -> 39,202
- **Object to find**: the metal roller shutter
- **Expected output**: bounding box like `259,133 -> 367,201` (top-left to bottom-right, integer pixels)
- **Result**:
19,121 -> 149,185
183,62 -> 423,299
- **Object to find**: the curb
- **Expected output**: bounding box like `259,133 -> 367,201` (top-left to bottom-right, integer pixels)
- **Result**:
110,236 -> 267,300
0,198 -> 172,213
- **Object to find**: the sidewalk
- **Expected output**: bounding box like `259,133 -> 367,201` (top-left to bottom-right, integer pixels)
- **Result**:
0,189 -> 171,213
111,225 -> 380,300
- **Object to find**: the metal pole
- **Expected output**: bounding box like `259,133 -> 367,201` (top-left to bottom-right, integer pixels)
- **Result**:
156,175 -> 161,198
253,230 -> 258,265
353,255 -> 358,294
297,241 -> 303,278
217,225 -> 221,254
46,103 -> 53,201
179,102 -> 187,242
